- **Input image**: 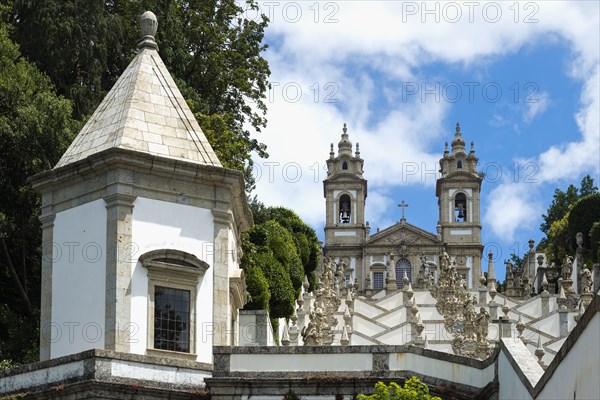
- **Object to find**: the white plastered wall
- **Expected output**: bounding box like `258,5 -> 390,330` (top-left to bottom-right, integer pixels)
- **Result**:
536,312 -> 600,400
129,197 -> 214,363
51,199 -> 107,359
497,350 -> 533,400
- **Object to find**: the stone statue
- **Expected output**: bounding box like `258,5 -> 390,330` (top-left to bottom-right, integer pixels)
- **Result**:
301,307 -> 319,345
441,250 -> 451,271
580,267 -> 593,294
476,307 -> 490,343
562,256 -> 573,280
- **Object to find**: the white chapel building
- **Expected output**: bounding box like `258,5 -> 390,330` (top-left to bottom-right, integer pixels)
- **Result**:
30,11 -> 250,364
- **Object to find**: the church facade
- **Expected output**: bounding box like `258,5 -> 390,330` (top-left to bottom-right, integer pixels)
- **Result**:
323,123 -> 483,290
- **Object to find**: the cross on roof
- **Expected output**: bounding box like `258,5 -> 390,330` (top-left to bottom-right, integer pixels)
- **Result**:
398,200 -> 409,221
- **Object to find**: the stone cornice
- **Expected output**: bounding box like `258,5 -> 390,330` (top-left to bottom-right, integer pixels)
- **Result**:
29,147 -> 253,232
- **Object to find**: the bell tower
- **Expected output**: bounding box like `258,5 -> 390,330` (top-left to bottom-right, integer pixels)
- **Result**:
436,123 -> 483,288
323,124 -> 367,282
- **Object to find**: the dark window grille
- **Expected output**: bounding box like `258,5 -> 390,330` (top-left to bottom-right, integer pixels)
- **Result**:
154,286 -> 190,353
373,272 -> 384,290
396,258 -> 412,288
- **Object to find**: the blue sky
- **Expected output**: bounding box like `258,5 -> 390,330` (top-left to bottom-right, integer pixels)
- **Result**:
247,1 -> 600,280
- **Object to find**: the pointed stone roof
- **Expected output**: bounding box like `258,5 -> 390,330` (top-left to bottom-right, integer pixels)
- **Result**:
55,11 -> 221,169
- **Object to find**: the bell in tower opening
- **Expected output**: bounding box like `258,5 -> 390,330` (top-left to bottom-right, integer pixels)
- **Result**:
339,194 -> 351,223
455,192 -> 467,222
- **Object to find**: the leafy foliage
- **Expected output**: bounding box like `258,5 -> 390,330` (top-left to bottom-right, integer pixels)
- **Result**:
241,205 -> 320,321
0,19 -> 78,364
545,213 -> 570,265
358,378 -> 442,400
590,221 -> 600,263
540,176 -> 599,264
568,194 -> 600,248
250,203 -> 320,281
540,184 -> 579,235
9,0 -> 271,190
10,0 -> 126,119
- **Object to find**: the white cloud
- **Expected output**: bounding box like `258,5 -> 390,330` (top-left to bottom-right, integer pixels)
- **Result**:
483,182 -> 543,241
250,0 -> 599,240
524,91 -> 549,122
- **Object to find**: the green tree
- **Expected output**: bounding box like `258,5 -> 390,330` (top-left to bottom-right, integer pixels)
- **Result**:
539,176 -> 599,264
545,213 -> 570,265
540,184 -> 579,235
9,0 -> 126,119
567,193 -> 600,256
358,378 -> 442,400
579,175 -> 598,198
240,205 -> 320,322
589,221 -> 600,262
0,18 -> 78,364
9,0 -> 271,190
540,175 -> 598,235
250,202 -> 320,287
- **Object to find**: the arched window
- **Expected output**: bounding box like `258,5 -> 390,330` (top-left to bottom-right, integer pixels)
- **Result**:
395,258 -> 412,288
457,160 -> 463,169
342,161 -> 348,170
339,194 -> 351,223
140,249 -> 209,355
454,192 -> 467,222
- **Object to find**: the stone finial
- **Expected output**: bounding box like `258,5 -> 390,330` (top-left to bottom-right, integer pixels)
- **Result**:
297,290 -> 305,309
516,314 -> 526,343
340,325 -> 350,346
344,306 -> 352,325
557,286 -> 567,310
502,297 -> 510,317
343,122 -> 347,134
329,143 -> 334,159
411,301 -> 419,321
355,143 -> 360,157
479,272 -> 486,288
535,336 -> 546,369
345,289 -> 353,307
424,335 -> 430,349
291,307 -> 298,326
541,272 -> 549,295
444,142 -> 449,154
138,11 -> 159,51
303,275 -> 310,291
489,280 -> 497,303
406,281 -> 414,297
487,252 -> 496,283
281,323 -> 290,346
416,313 -> 425,336
470,141 -> 475,154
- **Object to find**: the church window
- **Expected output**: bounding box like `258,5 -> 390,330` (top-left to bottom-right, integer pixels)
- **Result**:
454,192 -> 467,222
457,160 -> 463,169
344,275 -> 350,288
140,249 -> 209,359
339,194 -> 351,223
395,258 -> 412,288
373,272 -> 384,290
342,161 -> 348,170
154,286 -> 190,352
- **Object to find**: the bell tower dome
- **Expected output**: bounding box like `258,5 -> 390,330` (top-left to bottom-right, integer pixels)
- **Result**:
322,124 -> 368,284
436,123 -> 483,288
